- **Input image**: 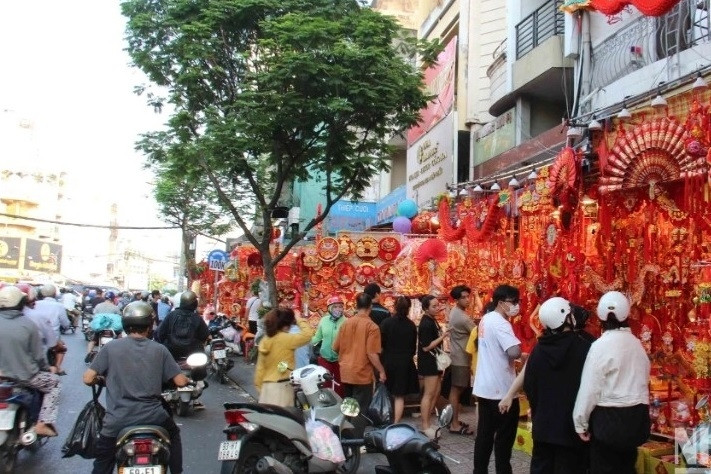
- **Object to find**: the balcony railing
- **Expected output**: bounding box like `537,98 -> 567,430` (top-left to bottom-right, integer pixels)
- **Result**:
515,0 -> 565,60
590,0 -> 711,91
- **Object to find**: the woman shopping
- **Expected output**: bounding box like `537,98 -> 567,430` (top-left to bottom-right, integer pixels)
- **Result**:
417,295 -> 449,439
254,307 -> 314,406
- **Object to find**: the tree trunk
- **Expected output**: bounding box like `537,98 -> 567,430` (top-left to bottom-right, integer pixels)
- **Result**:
180,227 -> 193,292
261,250 -> 278,308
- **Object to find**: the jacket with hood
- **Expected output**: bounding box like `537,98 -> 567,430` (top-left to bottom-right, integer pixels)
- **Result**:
523,330 -> 591,447
0,309 -> 50,380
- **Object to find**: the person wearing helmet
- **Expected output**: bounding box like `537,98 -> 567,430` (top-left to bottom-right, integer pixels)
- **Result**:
311,295 -> 347,396
92,291 -> 120,316
156,291 -> 209,361
19,284 -> 57,354
83,301 -> 188,474
573,291 -> 650,474
26,284 -> 71,375
89,288 -> 105,308
518,297 -> 592,474
0,286 -> 61,438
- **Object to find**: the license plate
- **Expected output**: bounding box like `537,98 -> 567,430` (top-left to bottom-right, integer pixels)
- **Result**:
0,409 -> 16,430
121,467 -> 162,474
213,349 -> 227,359
177,386 -> 193,392
218,440 -> 241,461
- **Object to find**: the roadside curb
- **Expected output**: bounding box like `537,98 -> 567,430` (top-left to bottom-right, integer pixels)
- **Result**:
226,355 -> 259,400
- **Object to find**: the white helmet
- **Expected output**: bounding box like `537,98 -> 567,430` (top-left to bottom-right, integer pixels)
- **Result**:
539,297 -> 572,330
596,291 -> 630,322
40,284 -> 57,298
0,286 -> 25,309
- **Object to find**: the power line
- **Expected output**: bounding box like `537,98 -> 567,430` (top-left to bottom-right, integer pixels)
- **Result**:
0,213 -> 179,230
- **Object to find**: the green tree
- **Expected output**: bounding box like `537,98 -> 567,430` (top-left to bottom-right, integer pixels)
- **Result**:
153,167 -> 231,289
122,0 -> 440,304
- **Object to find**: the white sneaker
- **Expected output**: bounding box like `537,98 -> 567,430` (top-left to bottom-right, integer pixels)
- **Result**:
422,427 -> 437,439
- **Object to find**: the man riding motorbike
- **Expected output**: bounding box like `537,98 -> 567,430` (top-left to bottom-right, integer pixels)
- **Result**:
83,301 -> 189,474
27,285 -> 70,375
0,286 -> 61,437
157,291 -> 209,360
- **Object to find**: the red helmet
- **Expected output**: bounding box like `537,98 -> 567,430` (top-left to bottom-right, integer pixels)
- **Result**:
327,296 -> 343,306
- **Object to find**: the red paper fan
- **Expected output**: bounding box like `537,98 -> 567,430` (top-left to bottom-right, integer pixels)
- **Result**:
414,239 -> 447,265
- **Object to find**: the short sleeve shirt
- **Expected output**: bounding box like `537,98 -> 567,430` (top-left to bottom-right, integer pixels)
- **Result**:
448,306 -> 475,367
332,314 -> 381,385
90,336 -> 181,437
473,310 -> 521,399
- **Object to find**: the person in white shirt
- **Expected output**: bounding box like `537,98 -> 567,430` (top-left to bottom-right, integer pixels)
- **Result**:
472,284 -> 522,474
60,288 -> 79,328
31,285 -> 71,375
573,291 -> 650,474
245,288 -> 261,335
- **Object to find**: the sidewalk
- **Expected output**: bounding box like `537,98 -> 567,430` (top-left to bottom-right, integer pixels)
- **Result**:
226,356 -> 532,473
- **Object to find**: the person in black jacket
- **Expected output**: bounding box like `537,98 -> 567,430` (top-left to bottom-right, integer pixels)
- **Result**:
157,291 -> 209,360
363,283 -> 391,326
523,297 -> 591,474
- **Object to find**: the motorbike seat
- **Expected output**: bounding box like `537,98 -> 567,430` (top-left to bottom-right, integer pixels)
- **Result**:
116,425 -> 171,445
261,404 -> 305,425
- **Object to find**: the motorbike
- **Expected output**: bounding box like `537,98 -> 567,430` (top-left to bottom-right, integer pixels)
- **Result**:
363,404 -> 453,474
114,353 -> 208,473
162,352 -> 208,417
218,363 -> 361,474
86,329 -> 119,364
0,378 -> 48,472
82,312 -> 94,342
60,309 -> 77,335
208,320 -> 235,385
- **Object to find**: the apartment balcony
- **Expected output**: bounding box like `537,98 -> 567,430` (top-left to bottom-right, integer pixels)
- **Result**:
490,0 -> 573,116
590,0 -> 711,94
487,39 -> 508,106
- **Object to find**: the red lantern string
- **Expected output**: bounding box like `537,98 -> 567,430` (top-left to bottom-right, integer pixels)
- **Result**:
590,0 -> 682,17
438,197 -> 466,241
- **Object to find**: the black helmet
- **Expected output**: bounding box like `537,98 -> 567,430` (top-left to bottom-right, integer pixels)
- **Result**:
122,301 -> 154,328
179,291 -> 198,310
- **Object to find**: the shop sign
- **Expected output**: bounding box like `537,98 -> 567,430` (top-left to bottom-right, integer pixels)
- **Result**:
375,185 -> 406,225
407,36 -> 457,146
473,108 -> 517,166
406,112 -> 454,205
327,201 -> 376,233
24,238 -> 62,273
0,237 -> 21,270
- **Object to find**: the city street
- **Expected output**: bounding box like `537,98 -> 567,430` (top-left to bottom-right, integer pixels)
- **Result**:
14,330 -> 254,473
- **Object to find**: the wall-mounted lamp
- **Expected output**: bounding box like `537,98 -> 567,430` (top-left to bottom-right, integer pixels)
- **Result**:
588,116 -> 602,131
693,72 -> 708,91
473,184 -> 484,192
617,103 -> 632,121
490,181 -> 501,191
527,169 -> 538,180
508,176 -> 520,188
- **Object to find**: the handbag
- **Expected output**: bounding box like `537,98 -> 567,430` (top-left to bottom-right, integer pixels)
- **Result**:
430,347 -> 451,371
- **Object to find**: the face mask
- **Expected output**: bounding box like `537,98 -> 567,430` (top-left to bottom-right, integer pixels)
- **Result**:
505,303 -> 520,317
330,308 -> 343,319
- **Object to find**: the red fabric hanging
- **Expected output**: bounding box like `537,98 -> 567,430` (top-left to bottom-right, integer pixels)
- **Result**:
590,0 -> 681,16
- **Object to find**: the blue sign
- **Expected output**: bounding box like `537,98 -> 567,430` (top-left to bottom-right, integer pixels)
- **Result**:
207,249 -> 229,271
375,185 -> 406,225
327,200 -> 377,233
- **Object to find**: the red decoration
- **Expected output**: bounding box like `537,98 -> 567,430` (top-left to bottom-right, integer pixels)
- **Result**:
590,0 -> 681,16
414,238 -> 448,265
246,252 -> 263,267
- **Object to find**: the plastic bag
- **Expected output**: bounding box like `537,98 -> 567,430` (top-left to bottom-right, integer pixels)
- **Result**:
305,410 -> 345,463
90,313 -> 123,332
220,326 -> 237,342
368,382 -> 393,426
62,386 -> 105,459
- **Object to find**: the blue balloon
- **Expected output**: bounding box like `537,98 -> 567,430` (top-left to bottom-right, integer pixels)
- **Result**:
397,199 -> 418,219
392,216 -> 412,234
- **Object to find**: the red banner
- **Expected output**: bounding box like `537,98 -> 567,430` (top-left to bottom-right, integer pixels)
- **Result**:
407,36 -> 457,146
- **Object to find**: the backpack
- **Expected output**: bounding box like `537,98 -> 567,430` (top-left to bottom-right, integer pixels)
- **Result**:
168,313 -> 194,350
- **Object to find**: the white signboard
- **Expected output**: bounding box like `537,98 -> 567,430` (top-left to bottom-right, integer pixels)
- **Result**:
406,112 -> 454,205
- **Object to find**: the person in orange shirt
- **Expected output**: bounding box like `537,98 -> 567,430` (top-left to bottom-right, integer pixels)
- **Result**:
332,293 -> 386,412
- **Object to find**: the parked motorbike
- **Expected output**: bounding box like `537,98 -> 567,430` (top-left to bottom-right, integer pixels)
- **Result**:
218,363 -> 361,474
162,353 -> 208,417
0,378 -> 48,472
364,404 -> 453,474
114,353 -> 207,473
208,321 -> 235,384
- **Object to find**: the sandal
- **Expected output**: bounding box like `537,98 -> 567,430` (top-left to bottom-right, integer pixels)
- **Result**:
448,425 -> 474,436
35,424 -> 58,437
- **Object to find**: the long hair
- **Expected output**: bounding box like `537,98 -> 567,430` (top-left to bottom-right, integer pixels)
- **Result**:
264,308 -> 295,337
394,296 -> 411,318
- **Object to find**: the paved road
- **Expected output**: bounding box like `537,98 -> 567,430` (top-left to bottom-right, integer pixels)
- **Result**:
14,329 -> 255,473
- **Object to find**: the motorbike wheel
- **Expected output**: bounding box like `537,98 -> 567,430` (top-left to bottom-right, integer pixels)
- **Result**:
220,441 -> 269,474
0,413 -> 21,473
337,429 -> 361,474
217,367 -> 227,385
176,400 -> 190,417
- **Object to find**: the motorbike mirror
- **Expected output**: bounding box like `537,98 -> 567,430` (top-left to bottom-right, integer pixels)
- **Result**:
186,352 -> 208,368
277,361 -> 290,374
341,397 -> 360,418
438,404 -> 453,428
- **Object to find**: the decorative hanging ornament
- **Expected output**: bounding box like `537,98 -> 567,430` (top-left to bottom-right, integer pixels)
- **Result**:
392,216 -> 412,234
588,0 -> 682,16
316,237 -> 339,262
397,199 -> 419,219
378,237 -> 402,262
355,236 -> 379,260
560,0 -> 593,13
414,238 -> 448,265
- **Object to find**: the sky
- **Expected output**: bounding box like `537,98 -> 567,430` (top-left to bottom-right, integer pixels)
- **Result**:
0,1 -> 197,280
